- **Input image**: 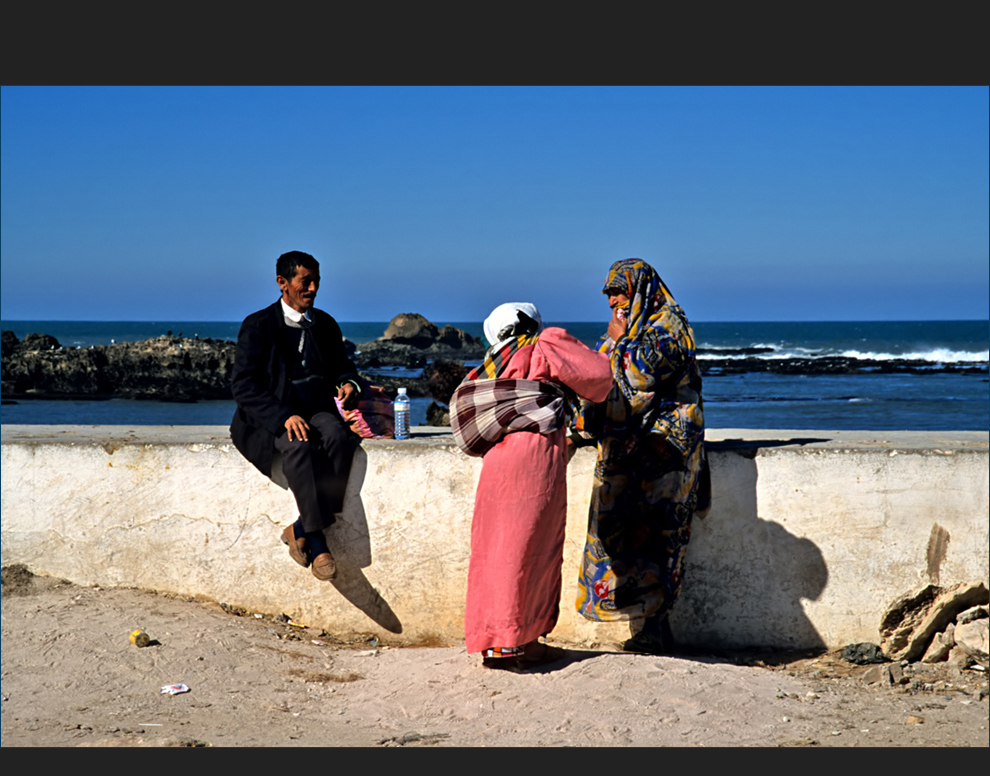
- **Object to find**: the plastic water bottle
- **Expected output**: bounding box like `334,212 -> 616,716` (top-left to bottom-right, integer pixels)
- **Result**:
393,387 -> 410,440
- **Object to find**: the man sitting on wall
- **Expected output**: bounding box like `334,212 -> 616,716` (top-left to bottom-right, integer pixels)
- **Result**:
230,250 -> 360,581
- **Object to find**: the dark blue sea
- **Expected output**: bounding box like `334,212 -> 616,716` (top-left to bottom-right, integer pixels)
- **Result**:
2,320 -> 987,431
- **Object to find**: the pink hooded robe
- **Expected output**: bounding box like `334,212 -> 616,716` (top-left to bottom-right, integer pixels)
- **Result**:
464,327 -> 613,653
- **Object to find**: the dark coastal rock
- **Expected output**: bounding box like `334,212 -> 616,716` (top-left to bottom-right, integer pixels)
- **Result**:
354,342 -> 429,369
421,358 -> 470,407
425,401 -> 451,426
0,328 -> 434,402
699,355 -> 987,377
1,330 -> 20,361
436,325 -> 481,350
21,333 -> 62,352
353,314 -> 485,370
382,313 -> 440,348
358,373 -> 428,398
1,331 -> 237,401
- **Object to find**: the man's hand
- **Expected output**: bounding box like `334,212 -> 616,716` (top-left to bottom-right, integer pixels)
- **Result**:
566,436 -> 578,464
337,382 -> 359,411
284,415 -> 310,442
607,305 -> 628,343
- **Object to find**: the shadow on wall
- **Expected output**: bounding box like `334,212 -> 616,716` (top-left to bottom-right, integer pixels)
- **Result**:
273,446 -> 403,634
670,440 -> 830,651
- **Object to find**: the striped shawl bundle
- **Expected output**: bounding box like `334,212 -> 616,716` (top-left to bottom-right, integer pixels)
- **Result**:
450,378 -> 566,457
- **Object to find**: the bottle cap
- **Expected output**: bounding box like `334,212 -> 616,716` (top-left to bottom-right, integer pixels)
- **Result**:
398,387 -> 407,395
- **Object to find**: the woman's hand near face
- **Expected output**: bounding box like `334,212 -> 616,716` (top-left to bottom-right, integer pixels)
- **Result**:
606,291 -> 630,343
608,303 -> 628,343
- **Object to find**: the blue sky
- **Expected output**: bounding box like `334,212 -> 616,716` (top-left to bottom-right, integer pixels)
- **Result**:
2,86 -> 987,323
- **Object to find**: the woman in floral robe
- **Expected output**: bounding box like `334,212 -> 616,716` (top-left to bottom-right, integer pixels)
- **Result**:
573,259 -> 709,652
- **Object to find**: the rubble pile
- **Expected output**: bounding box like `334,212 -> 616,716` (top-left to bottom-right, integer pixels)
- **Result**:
879,581 -> 989,667
844,581 -> 989,696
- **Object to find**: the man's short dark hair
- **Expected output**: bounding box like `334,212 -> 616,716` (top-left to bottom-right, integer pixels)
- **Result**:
276,251 -> 320,281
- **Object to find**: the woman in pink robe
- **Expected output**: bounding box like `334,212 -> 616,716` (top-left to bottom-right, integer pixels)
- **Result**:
452,303 -> 613,669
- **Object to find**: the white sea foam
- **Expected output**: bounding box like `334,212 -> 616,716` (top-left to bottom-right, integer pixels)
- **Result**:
839,349 -> 989,363
698,347 -> 988,364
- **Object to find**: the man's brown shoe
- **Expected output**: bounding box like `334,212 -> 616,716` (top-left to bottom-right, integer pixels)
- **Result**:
281,525 -> 310,568
311,551 -> 337,581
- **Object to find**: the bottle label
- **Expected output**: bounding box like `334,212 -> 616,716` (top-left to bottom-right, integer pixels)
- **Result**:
394,403 -> 410,439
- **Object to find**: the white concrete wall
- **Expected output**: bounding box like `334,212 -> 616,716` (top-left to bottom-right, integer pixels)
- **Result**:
2,425 -> 987,650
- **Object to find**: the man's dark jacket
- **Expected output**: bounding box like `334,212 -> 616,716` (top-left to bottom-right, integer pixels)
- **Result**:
230,300 -> 359,478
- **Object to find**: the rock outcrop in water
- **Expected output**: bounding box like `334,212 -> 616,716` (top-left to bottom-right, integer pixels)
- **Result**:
0,314 -> 485,402
352,313 -> 486,368
1,332 -> 238,402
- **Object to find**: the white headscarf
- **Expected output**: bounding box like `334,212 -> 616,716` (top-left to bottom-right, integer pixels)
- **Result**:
483,302 -> 543,348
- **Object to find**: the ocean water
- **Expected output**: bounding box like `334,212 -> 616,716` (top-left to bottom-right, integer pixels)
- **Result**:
2,320 -> 987,431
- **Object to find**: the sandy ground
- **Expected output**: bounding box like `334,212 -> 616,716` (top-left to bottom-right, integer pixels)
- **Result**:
2,566 -> 987,747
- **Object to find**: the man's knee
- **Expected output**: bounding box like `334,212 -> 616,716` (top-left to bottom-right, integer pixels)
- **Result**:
276,437 -> 319,471
311,412 -> 356,450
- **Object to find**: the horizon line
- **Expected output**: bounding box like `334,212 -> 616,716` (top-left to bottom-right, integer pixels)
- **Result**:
2,317 -> 989,326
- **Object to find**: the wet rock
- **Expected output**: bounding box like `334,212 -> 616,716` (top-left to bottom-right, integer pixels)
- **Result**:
357,373 -> 427,398
1,330 -> 21,360
425,401 -> 451,426
879,582 -> 990,662
355,341 -> 429,368
842,642 -> 887,665
21,333 -> 62,352
436,325 -> 479,350
699,355 -> 988,377
422,358 -> 470,406
2,334 -> 237,401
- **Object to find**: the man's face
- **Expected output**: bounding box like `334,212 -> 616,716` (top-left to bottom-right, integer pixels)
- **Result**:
278,265 -> 320,313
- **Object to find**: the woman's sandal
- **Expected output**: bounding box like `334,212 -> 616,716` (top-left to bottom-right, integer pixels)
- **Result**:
482,656 -> 520,671
481,642 -> 568,672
